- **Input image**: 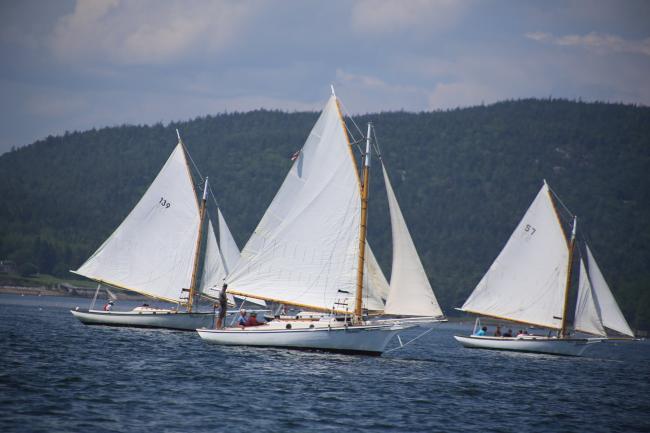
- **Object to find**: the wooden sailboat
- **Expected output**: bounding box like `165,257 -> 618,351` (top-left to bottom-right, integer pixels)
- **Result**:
454,181 -> 635,356
70,133 -> 245,330
197,90 -> 445,354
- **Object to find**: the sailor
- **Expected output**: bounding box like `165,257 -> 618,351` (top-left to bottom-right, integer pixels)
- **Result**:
246,312 -> 263,327
475,326 -> 487,336
104,300 -> 114,311
237,309 -> 248,329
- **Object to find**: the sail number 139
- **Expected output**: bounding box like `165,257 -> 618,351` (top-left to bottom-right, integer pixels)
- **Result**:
159,197 -> 171,208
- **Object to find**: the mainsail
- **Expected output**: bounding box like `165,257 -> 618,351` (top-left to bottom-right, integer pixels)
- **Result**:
74,143 -> 200,303
460,183 -> 569,329
226,96 -> 381,312
382,165 -> 443,317
582,244 -> 634,337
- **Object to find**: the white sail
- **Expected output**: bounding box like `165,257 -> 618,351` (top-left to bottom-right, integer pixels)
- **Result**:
365,242 -> 390,302
460,183 -> 568,329
574,258 -> 606,336
199,219 -> 227,299
226,96 -> 369,312
382,165 -> 443,317
584,244 -> 634,337
201,216 -> 265,307
218,208 -> 240,274
75,143 -> 200,303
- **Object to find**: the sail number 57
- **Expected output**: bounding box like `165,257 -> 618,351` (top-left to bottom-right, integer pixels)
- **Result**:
524,224 -> 536,235
159,197 -> 171,208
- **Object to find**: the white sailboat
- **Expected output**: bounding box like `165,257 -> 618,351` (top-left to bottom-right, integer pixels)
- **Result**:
454,181 -> 635,356
197,90 -> 445,355
70,133 -> 242,330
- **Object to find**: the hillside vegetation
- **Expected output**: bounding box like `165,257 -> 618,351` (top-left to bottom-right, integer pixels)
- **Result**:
1,99 -> 649,329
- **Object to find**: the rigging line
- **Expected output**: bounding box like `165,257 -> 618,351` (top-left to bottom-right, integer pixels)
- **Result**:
371,126 -> 383,160
337,99 -> 368,158
383,327 -> 436,354
207,183 -> 221,210
546,183 -> 574,219
182,141 -> 205,184
337,99 -> 366,141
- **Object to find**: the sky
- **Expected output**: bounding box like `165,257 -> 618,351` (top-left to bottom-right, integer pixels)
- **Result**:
1,0 -> 649,154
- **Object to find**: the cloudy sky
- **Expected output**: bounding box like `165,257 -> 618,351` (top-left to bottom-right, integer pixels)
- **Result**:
1,0 -> 649,154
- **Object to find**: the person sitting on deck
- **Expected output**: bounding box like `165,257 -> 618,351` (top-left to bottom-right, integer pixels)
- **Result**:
237,309 -> 248,329
494,325 -> 502,337
245,312 -> 264,327
103,300 -> 114,311
503,329 -> 513,337
475,326 -> 487,336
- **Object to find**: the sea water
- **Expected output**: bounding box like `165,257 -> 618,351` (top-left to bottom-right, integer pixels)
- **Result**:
1,294 -> 649,433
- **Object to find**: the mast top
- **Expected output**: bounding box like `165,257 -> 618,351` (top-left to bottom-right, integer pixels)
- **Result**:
203,177 -> 209,201
365,123 -> 372,168
176,129 -> 182,142
330,84 -> 336,97
571,215 -> 577,238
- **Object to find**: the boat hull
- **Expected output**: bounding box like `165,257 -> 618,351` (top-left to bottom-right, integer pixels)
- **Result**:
454,335 -> 601,356
196,324 -> 405,355
70,309 -> 214,331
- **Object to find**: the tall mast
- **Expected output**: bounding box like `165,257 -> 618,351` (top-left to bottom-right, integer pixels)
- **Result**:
560,215 -> 577,337
187,177 -> 209,312
354,123 -> 372,320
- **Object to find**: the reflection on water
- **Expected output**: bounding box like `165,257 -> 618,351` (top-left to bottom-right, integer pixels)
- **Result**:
1,294 -> 649,433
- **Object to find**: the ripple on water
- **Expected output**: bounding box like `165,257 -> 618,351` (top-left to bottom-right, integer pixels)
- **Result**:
1,296 -> 650,433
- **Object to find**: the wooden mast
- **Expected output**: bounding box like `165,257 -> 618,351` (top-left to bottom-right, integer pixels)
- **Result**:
187,177 -> 209,312
560,215 -> 577,338
354,123 -> 372,321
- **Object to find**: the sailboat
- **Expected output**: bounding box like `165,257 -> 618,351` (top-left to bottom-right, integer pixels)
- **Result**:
454,181 -> 635,356
70,132 -> 244,330
196,90 -> 445,355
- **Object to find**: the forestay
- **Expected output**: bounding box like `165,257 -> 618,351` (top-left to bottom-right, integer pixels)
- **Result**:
460,183 -> 568,329
382,165 -> 443,317
226,96 -> 381,312
74,143 -> 200,303
583,244 -> 634,337
574,258 -> 606,336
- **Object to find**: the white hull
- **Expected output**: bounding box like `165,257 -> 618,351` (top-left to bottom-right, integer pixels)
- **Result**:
71,309 -> 214,331
197,322 -> 406,355
454,335 -> 602,356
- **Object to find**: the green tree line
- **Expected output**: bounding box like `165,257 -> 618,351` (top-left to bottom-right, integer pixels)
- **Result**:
1,98 -> 648,329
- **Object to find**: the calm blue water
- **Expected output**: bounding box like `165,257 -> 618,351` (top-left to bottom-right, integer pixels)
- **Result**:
1,294 -> 649,433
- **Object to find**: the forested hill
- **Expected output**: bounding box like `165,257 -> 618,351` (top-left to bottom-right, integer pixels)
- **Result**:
1,99 -> 649,329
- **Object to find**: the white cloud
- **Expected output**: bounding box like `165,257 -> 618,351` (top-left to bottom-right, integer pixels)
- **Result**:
50,0 -> 259,64
525,31 -> 650,57
350,0 -> 468,35
334,69 -> 429,113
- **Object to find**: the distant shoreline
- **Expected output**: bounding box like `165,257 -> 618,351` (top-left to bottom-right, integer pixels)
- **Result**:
0,284 -> 147,300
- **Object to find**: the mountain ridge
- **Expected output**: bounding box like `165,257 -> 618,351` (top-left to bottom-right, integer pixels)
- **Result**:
1,98 -> 648,329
